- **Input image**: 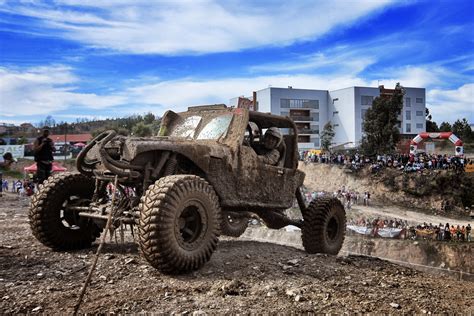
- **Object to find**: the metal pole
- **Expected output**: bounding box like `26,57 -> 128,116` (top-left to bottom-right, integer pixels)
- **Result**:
74,175 -> 119,315
64,123 -> 67,162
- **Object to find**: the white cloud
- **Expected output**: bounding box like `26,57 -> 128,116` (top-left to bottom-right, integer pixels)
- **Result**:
1,63 -> 471,125
371,65 -> 467,89
250,49 -> 375,74
2,0 -> 394,54
125,74 -> 369,112
427,84 -> 474,124
0,65 -> 126,116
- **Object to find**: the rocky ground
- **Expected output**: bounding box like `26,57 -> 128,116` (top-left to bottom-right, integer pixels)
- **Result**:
1,192 -> 473,314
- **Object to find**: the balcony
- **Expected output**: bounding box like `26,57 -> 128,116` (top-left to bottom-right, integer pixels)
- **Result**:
290,115 -> 313,121
298,128 -> 319,134
281,104 -> 319,109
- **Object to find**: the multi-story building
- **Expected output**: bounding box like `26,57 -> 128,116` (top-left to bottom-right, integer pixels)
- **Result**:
231,85 -> 426,150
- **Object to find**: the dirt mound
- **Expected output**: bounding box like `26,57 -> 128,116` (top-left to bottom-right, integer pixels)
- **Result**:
1,192 -> 473,314
300,163 -> 472,218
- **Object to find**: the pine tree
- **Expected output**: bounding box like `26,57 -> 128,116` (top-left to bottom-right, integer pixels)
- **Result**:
439,122 -> 452,132
360,83 -> 404,155
320,122 -> 335,152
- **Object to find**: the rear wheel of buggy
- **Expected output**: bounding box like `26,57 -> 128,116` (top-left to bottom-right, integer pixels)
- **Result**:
29,172 -> 103,250
302,197 -> 346,255
220,212 -> 249,237
138,175 -> 221,274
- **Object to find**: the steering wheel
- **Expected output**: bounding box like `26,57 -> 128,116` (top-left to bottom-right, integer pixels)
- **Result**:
243,124 -> 254,146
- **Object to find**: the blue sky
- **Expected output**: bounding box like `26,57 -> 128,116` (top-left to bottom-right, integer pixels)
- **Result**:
0,0 -> 473,125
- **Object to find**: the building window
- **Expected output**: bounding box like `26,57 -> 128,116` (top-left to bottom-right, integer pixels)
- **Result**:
406,123 -> 411,133
416,110 -> 424,116
280,98 -> 319,109
361,109 -> 368,119
298,135 -> 310,142
313,138 -> 320,147
416,97 -> 423,103
405,111 -> 411,120
361,95 -> 374,105
405,97 -> 411,107
312,113 -> 320,122
416,123 -> 423,129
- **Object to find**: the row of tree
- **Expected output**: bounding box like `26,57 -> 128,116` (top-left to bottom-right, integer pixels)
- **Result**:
34,113 -> 161,138
426,112 -> 473,142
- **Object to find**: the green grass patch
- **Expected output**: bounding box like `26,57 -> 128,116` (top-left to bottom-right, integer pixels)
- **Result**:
2,169 -> 23,179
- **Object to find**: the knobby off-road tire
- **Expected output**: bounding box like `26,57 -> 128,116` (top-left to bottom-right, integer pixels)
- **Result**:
302,197 -> 346,255
220,212 -> 249,237
29,172 -> 102,250
138,175 -> 222,274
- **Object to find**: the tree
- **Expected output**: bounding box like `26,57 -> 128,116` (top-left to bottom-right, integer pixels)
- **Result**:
17,136 -> 28,144
425,108 -> 439,132
132,122 -> 153,137
44,115 -> 56,128
143,112 -> 156,125
439,122 -> 452,132
452,118 -> 473,141
360,83 -> 404,155
320,122 -> 335,152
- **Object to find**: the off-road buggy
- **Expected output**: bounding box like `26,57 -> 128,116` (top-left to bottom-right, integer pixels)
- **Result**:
29,105 -> 346,274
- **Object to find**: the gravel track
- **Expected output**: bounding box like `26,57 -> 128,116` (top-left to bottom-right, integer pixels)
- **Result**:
1,193 -> 473,314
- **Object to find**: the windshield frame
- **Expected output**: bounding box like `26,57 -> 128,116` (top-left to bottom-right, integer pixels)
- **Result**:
159,108 -> 245,145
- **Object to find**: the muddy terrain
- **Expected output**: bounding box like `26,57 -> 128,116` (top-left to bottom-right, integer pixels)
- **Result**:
1,193 -> 473,314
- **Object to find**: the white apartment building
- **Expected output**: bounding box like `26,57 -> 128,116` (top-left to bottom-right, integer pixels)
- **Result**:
231,86 -> 426,150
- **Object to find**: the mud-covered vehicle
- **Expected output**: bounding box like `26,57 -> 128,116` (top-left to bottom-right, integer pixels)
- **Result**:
29,105 -> 346,274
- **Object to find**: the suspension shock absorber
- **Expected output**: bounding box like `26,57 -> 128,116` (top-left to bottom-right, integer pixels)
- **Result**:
163,153 -> 178,176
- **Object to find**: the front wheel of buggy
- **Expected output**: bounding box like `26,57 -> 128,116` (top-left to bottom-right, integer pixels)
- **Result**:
28,172 -> 103,250
138,175 -> 222,274
302,197 -> 346,255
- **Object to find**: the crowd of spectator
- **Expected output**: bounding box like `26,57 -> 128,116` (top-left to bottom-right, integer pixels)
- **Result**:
299,151 -> 471,173
299,185 -> 371,210
348,216 -> 409,230
411,222 -> 472,242
2,179 -> 36,196
347,216 -> 471,242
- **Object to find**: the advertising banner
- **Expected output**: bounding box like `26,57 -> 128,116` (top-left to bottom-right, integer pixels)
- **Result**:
0,145 -> 25,158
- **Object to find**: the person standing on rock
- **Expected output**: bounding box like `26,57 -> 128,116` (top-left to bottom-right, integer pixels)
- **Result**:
33,127 -> 56,184
466,224 -> 471,242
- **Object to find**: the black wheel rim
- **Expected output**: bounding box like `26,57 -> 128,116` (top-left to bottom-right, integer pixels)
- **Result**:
60,196 -> 89,230
227,215 -> 244,228
176,200 -> 207,250
326,216 -> 339,241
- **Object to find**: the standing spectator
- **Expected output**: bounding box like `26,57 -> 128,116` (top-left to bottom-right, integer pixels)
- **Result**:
450,225 -> 457,241
444,223 -> 451,241
15,180 -> 22,194
466,224 -> 472,242
33,127 -> 56,184
437,223 -> 444,241
0,152 -> 15,197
